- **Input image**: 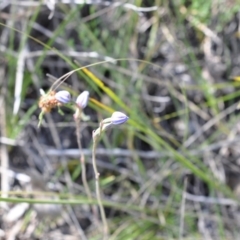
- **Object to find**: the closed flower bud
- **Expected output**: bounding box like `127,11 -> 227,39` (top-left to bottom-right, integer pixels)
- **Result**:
92,112 -> 128,140
55,90 -> 71,104
111,111 -> 129,125
76,91 -> 89,109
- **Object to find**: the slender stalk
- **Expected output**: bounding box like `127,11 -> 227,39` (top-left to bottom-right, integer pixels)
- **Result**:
75,112 -> 92,200
92,136 -> 109,239
76,117 -> 101,229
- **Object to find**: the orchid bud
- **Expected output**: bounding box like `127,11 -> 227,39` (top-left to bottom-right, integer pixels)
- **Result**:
76,91 -> 89,109
111,112 -> 129,125
92,112 -> 129,140
55,90 -> 71,104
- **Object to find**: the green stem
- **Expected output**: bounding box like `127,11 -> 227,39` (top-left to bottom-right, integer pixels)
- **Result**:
38,111 -> 44,128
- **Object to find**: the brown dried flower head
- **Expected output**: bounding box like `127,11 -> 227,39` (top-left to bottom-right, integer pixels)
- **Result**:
38,91 -> 60,113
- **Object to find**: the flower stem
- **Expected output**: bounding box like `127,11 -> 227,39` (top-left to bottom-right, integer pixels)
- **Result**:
92,136 -> 109,239
75,107 -> 101,230
75,115 -> 92,200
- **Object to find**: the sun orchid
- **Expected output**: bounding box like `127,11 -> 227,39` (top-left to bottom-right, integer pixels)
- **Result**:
55,90 -> 71,104
76,91 -> 89,109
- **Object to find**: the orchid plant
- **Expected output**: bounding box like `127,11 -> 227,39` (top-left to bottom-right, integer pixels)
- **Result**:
38,88 -> 129,239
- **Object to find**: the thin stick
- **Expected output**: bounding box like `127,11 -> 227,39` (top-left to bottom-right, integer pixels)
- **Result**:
0,91 -> 9,209
179,177 -> 188,240
47,58 -> 165,92
92,136 -> 109,239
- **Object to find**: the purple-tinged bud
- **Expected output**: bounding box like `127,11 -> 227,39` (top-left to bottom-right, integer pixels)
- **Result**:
55,90 -> 71,104
76,91 -> 89,109
92,112 -> 128,140
111,112 -> 129,125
